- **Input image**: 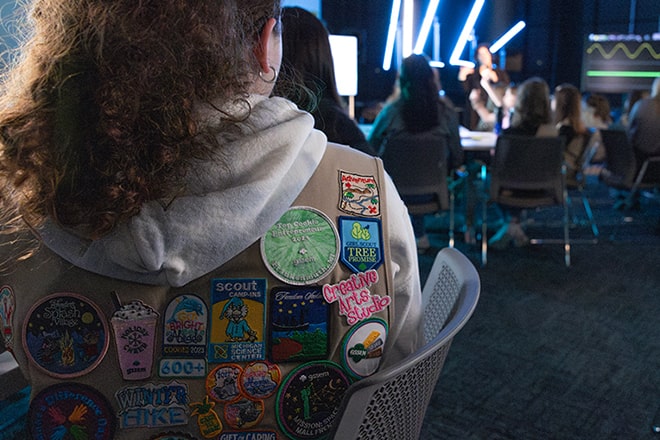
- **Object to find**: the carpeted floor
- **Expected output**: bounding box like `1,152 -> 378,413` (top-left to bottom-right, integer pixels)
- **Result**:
419,177 -> 660,439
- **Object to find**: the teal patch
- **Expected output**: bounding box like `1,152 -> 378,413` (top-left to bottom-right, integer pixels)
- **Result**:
338,216 -> 384,273
115,381 -> 189,429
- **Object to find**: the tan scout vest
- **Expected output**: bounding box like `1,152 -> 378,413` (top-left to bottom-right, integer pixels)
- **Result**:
1,144 -> 396,440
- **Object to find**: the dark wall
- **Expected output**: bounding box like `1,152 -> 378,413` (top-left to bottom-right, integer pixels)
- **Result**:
322,0 -> 660,117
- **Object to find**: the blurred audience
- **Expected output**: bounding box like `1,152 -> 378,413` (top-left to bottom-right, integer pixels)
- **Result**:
275,7 -> 374,154
369,54 -> 463,252
628,77 -> 660,166
489,77 -> 558,249
553,83 -> 590,186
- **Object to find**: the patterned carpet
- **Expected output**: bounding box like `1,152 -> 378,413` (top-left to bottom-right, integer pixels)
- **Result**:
418,177 -> 660,439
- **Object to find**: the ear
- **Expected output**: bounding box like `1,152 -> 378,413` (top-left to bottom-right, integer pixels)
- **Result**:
254,18 -> 278,73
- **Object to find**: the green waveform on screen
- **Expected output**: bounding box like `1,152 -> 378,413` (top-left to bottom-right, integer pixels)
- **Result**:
586,42 -> 660,60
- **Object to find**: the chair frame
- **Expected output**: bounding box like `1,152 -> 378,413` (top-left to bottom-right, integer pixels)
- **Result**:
328,248 -> 480,440
483,134 -> 571,267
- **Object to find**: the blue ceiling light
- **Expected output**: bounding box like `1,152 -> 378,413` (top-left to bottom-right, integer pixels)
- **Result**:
449,0 -> 485,67
413,0 -> 441,55
489,20 -> 526,53
382,0 -> 402,71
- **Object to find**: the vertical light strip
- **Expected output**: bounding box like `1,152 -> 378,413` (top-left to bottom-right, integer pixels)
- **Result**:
413,0 -> 441,55
383,0 -> 402,70
402,0 -> 414,58
449,0 -> 485,67
489,20 -> 526,53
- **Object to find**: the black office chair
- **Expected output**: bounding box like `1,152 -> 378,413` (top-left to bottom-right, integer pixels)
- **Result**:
485,134 -> 571,266
600,129 -> 660,210
379,129 -> 463,247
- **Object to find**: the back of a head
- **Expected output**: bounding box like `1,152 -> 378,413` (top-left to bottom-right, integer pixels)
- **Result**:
277,7 -> 340,107
0,0 -> 282,238
585,93 -> 613,124
554,83 -> 585,133
512,77 -> 551,128
399,54 -> 439,133
652,77 -> 660,99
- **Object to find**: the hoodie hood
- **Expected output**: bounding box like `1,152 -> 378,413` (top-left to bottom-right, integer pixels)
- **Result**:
40,95 -> 327,286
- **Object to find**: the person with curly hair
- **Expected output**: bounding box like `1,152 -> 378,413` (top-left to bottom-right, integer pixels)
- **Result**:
0,1 -> 422,438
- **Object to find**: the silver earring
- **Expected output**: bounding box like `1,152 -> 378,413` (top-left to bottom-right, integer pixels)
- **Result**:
258,66 -> 278,83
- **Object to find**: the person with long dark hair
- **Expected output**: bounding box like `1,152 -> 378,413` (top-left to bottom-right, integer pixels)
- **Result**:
274,6 -> 373,154
369,54 -> 463,251
0,1 -> 421,437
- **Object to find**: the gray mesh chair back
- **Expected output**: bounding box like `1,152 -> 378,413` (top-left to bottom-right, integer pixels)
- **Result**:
329,248 -> 480,440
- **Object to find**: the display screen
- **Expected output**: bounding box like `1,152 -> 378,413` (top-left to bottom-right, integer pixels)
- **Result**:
581,33 -> 660,93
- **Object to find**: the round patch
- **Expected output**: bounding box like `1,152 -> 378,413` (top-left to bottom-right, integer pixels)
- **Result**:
341,318 -> 388,378
22,292 -> 109,378
239,361 -> 281,400
206,363 -> 243,403
28,382 -> 115,440
224,397 -> 265,430
261,207 -> 340,285
276,361 -> 351,439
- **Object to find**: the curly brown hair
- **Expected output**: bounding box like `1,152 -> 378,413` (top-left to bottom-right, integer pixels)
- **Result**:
0,0 -> 281,239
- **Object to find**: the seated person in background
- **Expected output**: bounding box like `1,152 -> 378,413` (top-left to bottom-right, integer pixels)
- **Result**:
459,43 -> 510,131
369,54 -> 463,252
615,89 -> 650,129
553,83 -> 590,186
628,77 -> 660,171
582,93 -> 614,162
489,77 -> 558,249
274,7 -> 374,155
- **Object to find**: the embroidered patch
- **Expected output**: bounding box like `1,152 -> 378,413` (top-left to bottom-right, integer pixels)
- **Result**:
208,279 -> 266,363
269,286 -> 329,363
341,318 -> 388,378
159,358 -> 207,379
206,364 -> 243,403
115,381 -> 189,429
276,361 -> 351,440
28,382 -> 115,440
163,294 -> 208,357
338,171 -> 380,217
322,270 -> 391,325
23,292 -> 109,378
338,216 -> 384,273
261,207 -> 339,286
190,396 -> 223,438
218,432 -> 277,440
239,361 -> 281,400
111,300 -> 159,380
0,285 -> 16,351
224,398 -> 265,430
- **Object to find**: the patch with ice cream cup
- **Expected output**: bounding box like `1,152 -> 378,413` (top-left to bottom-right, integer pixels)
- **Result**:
0,285 -> 16,351
111,299 -> 159,380
338,171 -> 380,217
163,294 -> 207,358
206,363 -> 243,403
28,382 -> 115,440
269,286 -> 329,363
260,206 -> 339,286
22,292 -> 109,378
338,216 -> 384,273
341,318 -> 388,378
239,361 -> 281,400
276,361 -> 351,440
224,397 -> 265,430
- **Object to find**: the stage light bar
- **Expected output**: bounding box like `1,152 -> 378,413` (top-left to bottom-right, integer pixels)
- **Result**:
429,60 -> 446,68
402,0 -> 414,58
382,0 -> 402,71
413,0 -> 441,55
449,0 -> 485,67
489,20 -> 526,53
